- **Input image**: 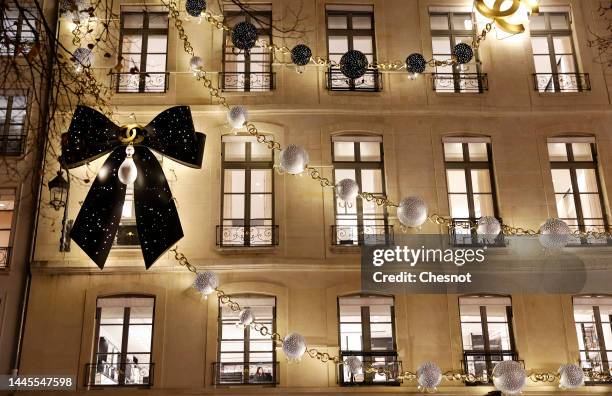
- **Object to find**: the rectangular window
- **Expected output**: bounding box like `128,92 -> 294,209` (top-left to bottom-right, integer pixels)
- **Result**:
548,139 -> 609,244
216,295 -> 277,385
332,136 -> 390,246
573,296 -> 612,381
530,11 -> 588,92
0,95 -> 27,156
338,295 -> 399,385
219,136 -> 276,247
222,4 -> 274,92
90,296 -> 155,386
0,189 -> 15,269
444,139 -> 499,245
459,296 -> 518,384
326,6 -> 380,92
117,7 -> 169,93
429,11 -> 485,93
0,2 -> 38,57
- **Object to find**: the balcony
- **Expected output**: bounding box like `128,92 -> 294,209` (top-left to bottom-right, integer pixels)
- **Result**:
533,73 -> 591,93
566,225 -> 612,247
326,68 -> 382,92
450,218 -> 506,247
0,246 -> 11,269
212,361 -> 279,386
580,357 -> 612,384
431,73 -> 488,93
463,351 -> 519,385
338,352 -> 402,386
0,135 -> 26,156
110,72 -> 169,93
332,224 -> 393,246
216,225 -> 279,247
219,72 -> 275,92
84,362 -> 154,387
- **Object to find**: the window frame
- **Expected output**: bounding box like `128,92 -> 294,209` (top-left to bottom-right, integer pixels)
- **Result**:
117,9 -> 169,93
0,2 -> 38,57
0,94 -> 28,156
0,187 -> 17,270
572,295 -> 612,380
549,141 -> 609,240
221,8 -> 274,92
220,138 -> 276,247
91,294 -> 156,387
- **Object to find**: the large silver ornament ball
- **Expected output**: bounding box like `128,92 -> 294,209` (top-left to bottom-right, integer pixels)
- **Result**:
417,361 -> 442,390
477,216 -> 501,242
343,356 -> 363,375
227,106 -> 248,129
492,360 -> 526,395
397,196 -> 428,228
539,218 -> 571,249
189,56 -> 203,71
336,178 -> 359,202
280,144 -> 309,174
193,271 -> 218,295
283,332 -> 307,361
73,47 -> 93,68
558,363 -> 584,389
238,308 -> 255,327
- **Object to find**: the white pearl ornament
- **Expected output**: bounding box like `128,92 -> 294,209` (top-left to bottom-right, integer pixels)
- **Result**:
280,144 -> 309,174
558,363 -> 584,389
189,56 -> 203,72
492,360 -> 526,395
343,356 -> 363,375
193,271 -> 218,295
282,332 -> 307,361
237,308 -> 255,327
118,145 -> 137,185
397,196 -> 428,228
539,218 -> 571,249
227,106 -> 248,129
417,361 -> 442,391
477,216 -> 501,243
336,179 -> 359,202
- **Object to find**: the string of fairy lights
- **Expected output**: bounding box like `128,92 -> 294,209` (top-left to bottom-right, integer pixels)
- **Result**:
60,0 -> 612,392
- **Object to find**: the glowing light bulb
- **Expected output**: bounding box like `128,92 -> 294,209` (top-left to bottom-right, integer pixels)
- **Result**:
118,145 -> 137,185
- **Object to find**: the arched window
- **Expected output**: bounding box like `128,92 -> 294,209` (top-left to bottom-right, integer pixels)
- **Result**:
216,294 -> 277,385
572,295 -> 612,382
459,295 -> 517,384
337,294 -> 398,385
88,295 -> 155,387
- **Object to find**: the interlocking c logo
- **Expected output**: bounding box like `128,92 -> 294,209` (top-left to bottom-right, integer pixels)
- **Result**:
474,0 -> 539,34
118,123 -> 145,144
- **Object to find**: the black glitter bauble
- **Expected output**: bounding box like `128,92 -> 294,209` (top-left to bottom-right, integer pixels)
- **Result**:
453,43 -> 474,64
339,50 -> 369,79
231,21 -> 258,50
406,53 -> 426,74
185,0 -> 206,17
291,44 -> 312,66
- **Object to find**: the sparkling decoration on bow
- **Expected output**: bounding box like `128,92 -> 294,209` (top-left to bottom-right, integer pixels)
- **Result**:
61,105 -> 206,269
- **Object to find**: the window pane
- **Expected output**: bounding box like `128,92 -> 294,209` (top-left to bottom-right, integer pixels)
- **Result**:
580,195 -> 603,219
548,143 -> 568,161
148,13 -> 168,28
147,35 -> 167,53
430,14 -> 449,30
444,143 -> 464,161
360,142 -> 381,161
251,142 -> 272,161
461,322 -> 484,350
550,14 -> 569,30
575,169 -> 599,193
370,323 -> 393,350
328,36 -> 349,54
251,170 -> 272,193
352,15 -> 372,29
130,306 -> 153,324
473,194 -> 494,217
449,194 -> 470,218
100,307 -> 125,324
530,37 -> 549,54
452,14 -> 473,30
123,13 -> 144,28
223,195 -> 245,219
353,36 -> 373,53
432,36 -> 451,54
127,325 -> 152,352
334,142 -> 355,161
224,169 -> 245,193
468,143 -> 488,161
328,15 -> 348,29
553,36 -> 573,54
250,194 -> 272,219
471,170 -> 492,193
572,144 -> 593,161
447,170 -> 467,193
533,55 -> 552,74
556,55 -> 576,73
122,35 -> 142,54
529,14 -> 546,30
555,193 -> 576,218
361,169 -> 382,193
224,142 -> 246,161
551,169 -> 572,193
488,323 -> 511,350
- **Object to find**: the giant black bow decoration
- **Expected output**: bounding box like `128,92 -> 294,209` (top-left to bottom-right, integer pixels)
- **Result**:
61,106 -> 205,269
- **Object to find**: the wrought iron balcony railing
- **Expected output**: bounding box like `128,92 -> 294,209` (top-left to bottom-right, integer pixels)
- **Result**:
533,73 -> 591,93
431,73 -> 488,93
338,351 -> 402,386
565,225 -> 612,247
462,351 -> 519,385
0,135 -> 26,156
219,72 -> 275,92
0,246 -> 11,269
216,225 -> 279,247
450,218 -> 506,247
110,72 -> 169,93
85,362 -> 154,387
332,224 -> 393,246
580,356 -> 612,384
326,68 -> 382,92
212,361 -> 279,385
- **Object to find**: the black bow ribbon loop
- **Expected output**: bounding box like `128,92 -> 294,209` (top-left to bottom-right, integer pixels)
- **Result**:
61,106 -> 206,269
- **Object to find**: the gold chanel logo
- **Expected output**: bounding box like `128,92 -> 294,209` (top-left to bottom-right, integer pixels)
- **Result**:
118,123 -> 145,144
475,0 -> 539,34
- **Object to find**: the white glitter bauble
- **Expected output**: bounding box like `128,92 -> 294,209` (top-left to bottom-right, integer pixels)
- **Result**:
280,144 -> 309,174
539,218 -> 571,249
492,361 -> 526,395
227,106 -> 248,129
193,271 -> 218,295
558,363 -> 584,389
73,47 -> 93,70
237,308 -> 255,327
189,56 -> 203,71
343,356 -> 363,375
397,196 -> 428,228
282,332 -> 307,361
336,178 -> 359,202
417,361 -> 442,391
477,216 -> 501,243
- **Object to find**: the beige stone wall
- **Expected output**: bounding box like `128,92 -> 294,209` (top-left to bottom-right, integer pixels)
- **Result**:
18,0 -> 612,394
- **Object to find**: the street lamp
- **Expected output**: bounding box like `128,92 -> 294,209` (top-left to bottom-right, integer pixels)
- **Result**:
48,170 -> 69,210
